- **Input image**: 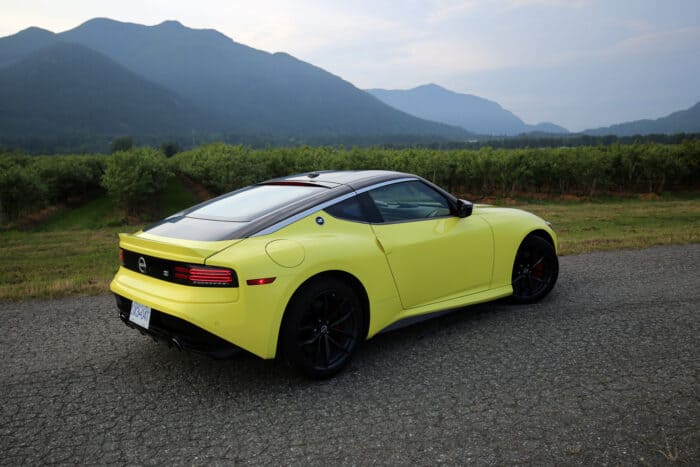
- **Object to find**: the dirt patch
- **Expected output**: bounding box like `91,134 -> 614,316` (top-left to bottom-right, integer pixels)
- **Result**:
180,175 -> 215,202
15,205 -> 64,230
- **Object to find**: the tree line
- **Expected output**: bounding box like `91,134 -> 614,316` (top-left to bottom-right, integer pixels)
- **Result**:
1,141 -> 698,222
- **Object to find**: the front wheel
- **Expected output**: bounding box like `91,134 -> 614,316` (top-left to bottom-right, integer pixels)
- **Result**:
280,278 -> 363,379
511,235 -> 558,303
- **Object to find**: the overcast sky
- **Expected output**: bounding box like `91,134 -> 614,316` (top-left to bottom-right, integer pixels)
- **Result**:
2,0 -> 699,131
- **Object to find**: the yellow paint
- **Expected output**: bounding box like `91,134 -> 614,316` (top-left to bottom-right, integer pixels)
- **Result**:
110,204 -> 557,359
265,239 -> 305,267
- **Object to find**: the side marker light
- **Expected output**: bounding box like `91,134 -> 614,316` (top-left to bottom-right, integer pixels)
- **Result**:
246,277 -> 276,286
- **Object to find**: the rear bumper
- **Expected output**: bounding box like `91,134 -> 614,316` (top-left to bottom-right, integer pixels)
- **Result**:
110,266 -> 290,359
115,294 -> 241,358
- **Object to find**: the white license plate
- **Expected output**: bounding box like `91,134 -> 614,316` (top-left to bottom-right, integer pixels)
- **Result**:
129,301 -> 151,329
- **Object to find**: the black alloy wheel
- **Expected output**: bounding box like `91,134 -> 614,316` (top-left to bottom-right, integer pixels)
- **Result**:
281,278 -> 363,379
511,235 -> 559,304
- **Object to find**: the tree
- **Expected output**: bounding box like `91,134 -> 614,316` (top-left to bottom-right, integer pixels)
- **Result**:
101,148 -> 171,218
110,137 -> 134,153
160,142 -> 180,158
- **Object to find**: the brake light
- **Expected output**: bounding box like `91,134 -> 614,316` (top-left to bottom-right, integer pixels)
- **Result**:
174,266 -> 234,285
246,277 -> 276,286
119,248 -> 124,265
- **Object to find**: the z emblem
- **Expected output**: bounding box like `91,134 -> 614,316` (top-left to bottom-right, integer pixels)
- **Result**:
138,256 -> 147,274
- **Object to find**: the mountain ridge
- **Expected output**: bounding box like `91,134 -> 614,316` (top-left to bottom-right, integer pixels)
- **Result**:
56,18 -> 468,138
0,41 -> 215,139
0,17 -> 469,148
367,84 -> 569,136
583,102 -> 700,136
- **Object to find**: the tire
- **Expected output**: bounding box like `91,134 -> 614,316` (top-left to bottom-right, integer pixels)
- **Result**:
280,277 -> 363,379
511,235 -> 559,304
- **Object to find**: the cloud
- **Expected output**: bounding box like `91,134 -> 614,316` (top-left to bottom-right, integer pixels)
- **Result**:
507,0 -> 590,7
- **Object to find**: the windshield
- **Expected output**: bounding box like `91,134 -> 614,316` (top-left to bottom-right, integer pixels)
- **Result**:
185,184 -> 327,222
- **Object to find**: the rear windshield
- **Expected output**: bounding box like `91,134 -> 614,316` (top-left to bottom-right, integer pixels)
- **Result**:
185,184 -> 326,222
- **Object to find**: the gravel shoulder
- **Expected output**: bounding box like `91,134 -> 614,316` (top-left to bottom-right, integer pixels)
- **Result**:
1,244 -> 698,464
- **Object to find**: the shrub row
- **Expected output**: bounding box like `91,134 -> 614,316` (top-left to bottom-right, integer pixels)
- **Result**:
0,154 -> 107,221
2,142 -> 698,222
173,141 -> 700,196
0,148 -> 171,221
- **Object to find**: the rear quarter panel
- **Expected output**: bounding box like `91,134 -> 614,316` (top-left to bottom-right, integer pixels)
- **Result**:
206,212 -> 402,358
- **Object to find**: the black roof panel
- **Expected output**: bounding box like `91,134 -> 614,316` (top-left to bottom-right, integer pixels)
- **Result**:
263,170 -> 412,190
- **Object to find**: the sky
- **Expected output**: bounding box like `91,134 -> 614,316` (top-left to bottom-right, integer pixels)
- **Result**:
2,0 -> 699,131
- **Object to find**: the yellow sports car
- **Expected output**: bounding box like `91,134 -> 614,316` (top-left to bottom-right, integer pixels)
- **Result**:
111,170 -> 558,378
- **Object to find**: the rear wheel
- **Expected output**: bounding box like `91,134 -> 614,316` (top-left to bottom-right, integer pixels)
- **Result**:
280,278 -> 363,379
511,235 -> 558,303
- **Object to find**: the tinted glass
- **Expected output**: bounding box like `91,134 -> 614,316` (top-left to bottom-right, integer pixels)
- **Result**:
186,184 -> 326,221
325,196 -> 366,222
368,181 -> 451,222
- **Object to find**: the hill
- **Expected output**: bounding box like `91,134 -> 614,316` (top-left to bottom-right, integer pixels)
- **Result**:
583,102 -> 700,136
0,42 -> 212,140
367,84 -> 568,136
0,18 -> 469,149
0,26 -> 57,67
61,18 -> 469,140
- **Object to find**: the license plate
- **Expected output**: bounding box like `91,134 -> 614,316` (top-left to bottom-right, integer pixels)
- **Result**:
129,301 -> 151,329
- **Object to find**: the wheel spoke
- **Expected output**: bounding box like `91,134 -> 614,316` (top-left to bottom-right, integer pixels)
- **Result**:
327,335 -> 350,354
527,276 -> 536,292
513,273 -> 527,284
324,335 -> 331,366
330,327 -> 354,338
532,256 -> 544,267
300,333 -> 321,346
321,294 -> 330,319
331,311 -> 352,327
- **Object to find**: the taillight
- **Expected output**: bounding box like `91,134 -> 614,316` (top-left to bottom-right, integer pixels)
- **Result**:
119,248 -> 124,265
173,266 -> 234,286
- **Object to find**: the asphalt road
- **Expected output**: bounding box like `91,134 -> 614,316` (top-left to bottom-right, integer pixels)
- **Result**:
1,245 -> 698,465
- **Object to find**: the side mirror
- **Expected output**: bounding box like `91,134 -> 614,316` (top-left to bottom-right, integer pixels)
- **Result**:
457,199 -> 473,218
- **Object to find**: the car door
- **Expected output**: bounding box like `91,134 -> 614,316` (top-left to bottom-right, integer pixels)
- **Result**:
367,180 -> 494,309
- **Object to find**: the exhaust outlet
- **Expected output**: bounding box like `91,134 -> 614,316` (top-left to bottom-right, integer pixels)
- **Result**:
171,337 -> 183,351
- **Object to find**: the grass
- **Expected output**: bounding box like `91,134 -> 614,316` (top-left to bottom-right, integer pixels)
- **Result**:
504,197 -> 700,255
0,227 -> 127,301
1,192 -> 698,301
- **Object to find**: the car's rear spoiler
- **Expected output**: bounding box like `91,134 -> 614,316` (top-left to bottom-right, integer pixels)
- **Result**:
118,233 -> 236,264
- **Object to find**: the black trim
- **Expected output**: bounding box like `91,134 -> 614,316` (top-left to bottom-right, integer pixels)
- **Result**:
121,249 -> 239,287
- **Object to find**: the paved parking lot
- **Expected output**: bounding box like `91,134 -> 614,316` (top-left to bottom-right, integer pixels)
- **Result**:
1,245 -> 698,464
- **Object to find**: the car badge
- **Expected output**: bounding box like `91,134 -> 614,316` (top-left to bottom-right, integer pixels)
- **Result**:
315,216 -> 325,225
138,256 -> 147,273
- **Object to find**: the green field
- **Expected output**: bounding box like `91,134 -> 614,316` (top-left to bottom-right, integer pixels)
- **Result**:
1,187 -> 698,301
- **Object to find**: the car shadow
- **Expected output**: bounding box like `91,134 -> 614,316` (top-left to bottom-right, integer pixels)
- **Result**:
114,294 -> 557,395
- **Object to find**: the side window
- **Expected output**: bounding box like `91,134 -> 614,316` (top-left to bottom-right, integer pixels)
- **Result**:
325,195 -> 367,222
368,181 -> 452,223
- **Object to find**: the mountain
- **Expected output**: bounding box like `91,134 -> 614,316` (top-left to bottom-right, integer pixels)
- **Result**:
367,84 -> 568,136
0,19 -> 469,149
583,102 -> 700,136
0,42 -> 212,139
0,26 -> 57,67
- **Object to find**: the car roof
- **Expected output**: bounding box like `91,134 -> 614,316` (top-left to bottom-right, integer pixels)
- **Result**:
262,170 -> 413,190
143,170 -> 434,241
